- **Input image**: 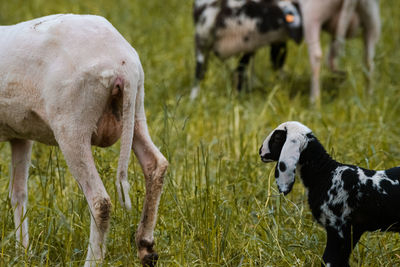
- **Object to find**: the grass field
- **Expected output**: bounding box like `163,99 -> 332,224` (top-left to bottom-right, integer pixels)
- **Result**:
1,0 -> 400,266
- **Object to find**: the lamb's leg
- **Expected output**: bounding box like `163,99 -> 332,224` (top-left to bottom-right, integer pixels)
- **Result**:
133,85 -> 168,267
235,52 -> 254,91
322,227 -> 362,267
270,42 -> 287,71
56,135 -> 111,267
191,43 -> 209,99
9,139 -> 33,249
360,0 -> 380,94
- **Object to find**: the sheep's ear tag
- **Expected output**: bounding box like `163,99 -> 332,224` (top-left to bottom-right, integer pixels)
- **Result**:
286,14 -> 295,23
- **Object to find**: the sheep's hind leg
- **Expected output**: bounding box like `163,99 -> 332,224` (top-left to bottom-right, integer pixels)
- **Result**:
360,0 -> 380,95
9,139 -> 33,249
55,134 -> 111,267
133,87 -> 168,266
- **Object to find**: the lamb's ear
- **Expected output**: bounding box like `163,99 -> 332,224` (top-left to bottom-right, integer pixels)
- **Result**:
274,133 -> 302,195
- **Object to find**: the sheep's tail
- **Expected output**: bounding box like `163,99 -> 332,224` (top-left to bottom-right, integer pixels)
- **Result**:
115,74 -> 137,211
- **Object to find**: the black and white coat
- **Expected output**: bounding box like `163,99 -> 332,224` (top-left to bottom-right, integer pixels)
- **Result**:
191,0 -> 302,98
259,121 -> 400,267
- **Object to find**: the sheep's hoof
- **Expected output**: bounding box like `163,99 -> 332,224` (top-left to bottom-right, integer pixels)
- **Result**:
141,253 -> 159,267
138,239 -> 158,266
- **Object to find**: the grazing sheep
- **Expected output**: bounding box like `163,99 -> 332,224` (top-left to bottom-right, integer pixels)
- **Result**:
259,121 -> 400,267
298,0 -> 381,103
191,0 -> 303,98
0,14 -> 168,267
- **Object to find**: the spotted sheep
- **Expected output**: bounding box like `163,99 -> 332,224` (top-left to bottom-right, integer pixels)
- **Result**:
299,0 -> 381,103
191,0 -> 303,98
0,14 -> 168,267
259,121 -> 400,267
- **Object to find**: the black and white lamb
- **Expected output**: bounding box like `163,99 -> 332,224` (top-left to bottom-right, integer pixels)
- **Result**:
191,0 -> 302,98
259,121 -> 400,267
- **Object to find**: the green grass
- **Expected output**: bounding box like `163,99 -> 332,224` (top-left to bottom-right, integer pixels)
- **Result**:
1,0 -> 400,266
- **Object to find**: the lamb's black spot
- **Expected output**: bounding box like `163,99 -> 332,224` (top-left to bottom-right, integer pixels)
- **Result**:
328,202 -> 343,217
325,218 -> 331,227
237,19 -> 242,25
329,186 -> 338,196
275,166 -> 279,178
342,168 -> 358,191
306,133 -> 314,139
267,129 -> 287,161
366,179 -> 373,188
380,179 -> 392,192
243,35 -> 249,42
385,167 -> 400,180
362,168 -> 376,177
279,161 -> 287,172
291,139 -> 296,143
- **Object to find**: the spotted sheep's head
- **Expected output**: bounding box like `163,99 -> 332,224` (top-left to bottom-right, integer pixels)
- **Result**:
259,121 -> 311,195
277,0 -> 303,43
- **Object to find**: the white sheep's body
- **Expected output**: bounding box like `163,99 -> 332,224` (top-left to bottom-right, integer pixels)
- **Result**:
298,0 -> 381,103
0,14 -> 168,267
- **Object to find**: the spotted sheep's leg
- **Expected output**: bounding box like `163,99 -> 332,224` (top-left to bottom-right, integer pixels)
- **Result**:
191,41 -> 210,99
9,139 -> 33,249
270,42 -> 287,71
235,52 -> 254,91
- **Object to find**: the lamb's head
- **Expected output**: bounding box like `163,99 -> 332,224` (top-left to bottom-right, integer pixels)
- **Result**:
277,0 -> 303,44
259,121 -> 311,195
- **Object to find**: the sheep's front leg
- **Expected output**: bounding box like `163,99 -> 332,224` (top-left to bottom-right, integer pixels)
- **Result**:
132,113 -> 168,266
322,227 -> 362,267
270,42 -> 287,71
235,52 -> 254,92
191,43 -> 209,99
9,139 -> 33,249
56,135 -> 111,267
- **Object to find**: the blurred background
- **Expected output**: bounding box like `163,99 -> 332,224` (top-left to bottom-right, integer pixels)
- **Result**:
0,0 -> 400,266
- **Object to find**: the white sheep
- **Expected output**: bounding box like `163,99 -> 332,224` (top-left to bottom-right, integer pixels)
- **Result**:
0,14 -> 168,267
298,0 -> 381,103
